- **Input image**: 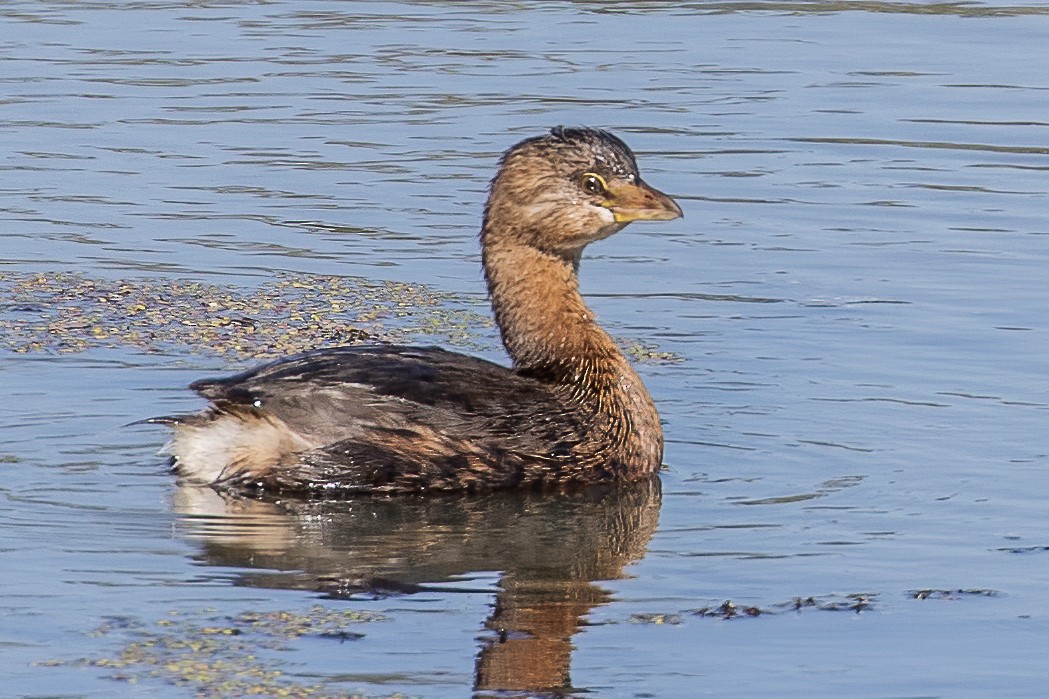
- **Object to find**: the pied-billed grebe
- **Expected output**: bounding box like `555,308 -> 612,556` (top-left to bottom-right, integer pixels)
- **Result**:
160,127 -> 682,494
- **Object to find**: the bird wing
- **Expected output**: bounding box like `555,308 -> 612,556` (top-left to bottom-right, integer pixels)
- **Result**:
186,346 -> 587,493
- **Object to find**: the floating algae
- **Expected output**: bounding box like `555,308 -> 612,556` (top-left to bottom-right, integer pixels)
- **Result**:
38,605 -> 397,698
0,271 -> 491,359
626,587 -> 1003,624
620,337 -> 684,365
0,271 -> 682,363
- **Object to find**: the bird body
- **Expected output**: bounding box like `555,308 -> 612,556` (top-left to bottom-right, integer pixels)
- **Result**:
162,127 -> 682,495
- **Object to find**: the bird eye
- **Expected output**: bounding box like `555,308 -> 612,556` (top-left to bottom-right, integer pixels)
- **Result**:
580,172 -> 608,196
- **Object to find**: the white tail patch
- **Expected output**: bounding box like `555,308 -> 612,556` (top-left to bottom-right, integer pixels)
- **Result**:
165,408 -> 314,486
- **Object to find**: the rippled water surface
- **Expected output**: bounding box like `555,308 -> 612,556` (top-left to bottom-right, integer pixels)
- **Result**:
3,1 -> 1049,697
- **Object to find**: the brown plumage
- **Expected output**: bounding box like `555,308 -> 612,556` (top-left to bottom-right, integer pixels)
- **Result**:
159,127 -> 682,495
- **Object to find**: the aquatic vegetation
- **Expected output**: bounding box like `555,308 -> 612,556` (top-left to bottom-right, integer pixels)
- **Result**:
628,612 -> 684,625
0,271 -> 489,358
38,605 -> 393,698
620,338 -> 684,364
0,271 -> 678,363
628,588 -> 1002,623
908,588 -> 999,600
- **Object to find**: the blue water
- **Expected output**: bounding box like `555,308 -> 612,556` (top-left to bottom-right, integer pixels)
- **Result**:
2,1 -> 1049,697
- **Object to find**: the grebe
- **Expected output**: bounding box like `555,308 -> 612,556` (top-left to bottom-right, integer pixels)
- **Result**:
159,127 -> 682,494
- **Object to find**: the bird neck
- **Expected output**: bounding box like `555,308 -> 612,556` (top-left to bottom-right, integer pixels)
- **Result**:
481,224 -> 664,473
482,239 -> 616,379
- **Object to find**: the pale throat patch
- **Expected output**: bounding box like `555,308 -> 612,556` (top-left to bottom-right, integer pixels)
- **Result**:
594,205 -> 615,224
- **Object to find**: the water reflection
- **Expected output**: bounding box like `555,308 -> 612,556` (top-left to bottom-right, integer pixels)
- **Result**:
174,479 -> 661,694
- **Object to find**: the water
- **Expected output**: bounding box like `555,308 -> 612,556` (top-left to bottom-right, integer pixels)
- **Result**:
2,1 -> 1049,696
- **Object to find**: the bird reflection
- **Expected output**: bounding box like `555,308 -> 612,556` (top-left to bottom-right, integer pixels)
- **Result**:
174,478 -> 661,694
